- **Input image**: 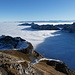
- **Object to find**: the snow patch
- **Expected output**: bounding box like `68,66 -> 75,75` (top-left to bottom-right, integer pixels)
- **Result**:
16,41 -> 29,50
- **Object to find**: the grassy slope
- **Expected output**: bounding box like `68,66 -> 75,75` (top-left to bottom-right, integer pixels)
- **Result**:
0,50 -> 66,75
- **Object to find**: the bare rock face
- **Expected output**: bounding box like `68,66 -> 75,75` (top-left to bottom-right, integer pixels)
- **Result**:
0,35 -> 33,54
46,60 -> 75,75
20,42 -> 33,54
55,62 -> 68,74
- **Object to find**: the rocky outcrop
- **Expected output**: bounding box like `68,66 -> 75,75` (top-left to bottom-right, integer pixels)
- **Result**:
20,42 -> 33,54
63,23 -> 75,33
31,24 -> 60,30
46,60 -> 75,75
19,22 -> 32,26
19,22 -> 60,30
0,35 -> 33,54
18,22 -> 35,26
31,57 -> 75,75
47,60 -> 68,74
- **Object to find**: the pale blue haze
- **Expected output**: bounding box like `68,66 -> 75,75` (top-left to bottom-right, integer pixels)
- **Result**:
0,0 -> 75,21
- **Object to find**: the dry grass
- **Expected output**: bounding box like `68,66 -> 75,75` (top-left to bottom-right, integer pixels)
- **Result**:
0,50 -> 67,75
33,62 -> 66,75
0,50 -> 31,63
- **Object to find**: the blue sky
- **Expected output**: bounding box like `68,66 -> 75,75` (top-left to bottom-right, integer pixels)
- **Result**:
0,0 -> 75,21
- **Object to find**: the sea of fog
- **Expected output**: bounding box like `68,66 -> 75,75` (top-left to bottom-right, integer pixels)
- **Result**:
0,22 -> 75,70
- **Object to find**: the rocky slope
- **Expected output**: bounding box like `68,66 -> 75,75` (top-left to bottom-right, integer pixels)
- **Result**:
0,35 -> 33,54
0,35 -> 75,75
